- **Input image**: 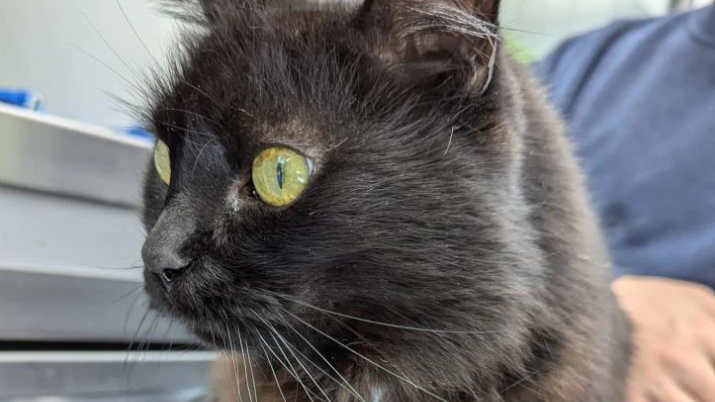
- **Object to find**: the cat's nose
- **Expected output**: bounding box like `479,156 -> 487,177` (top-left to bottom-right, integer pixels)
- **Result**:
143,240 -> 190,292
142,207 -> 195,292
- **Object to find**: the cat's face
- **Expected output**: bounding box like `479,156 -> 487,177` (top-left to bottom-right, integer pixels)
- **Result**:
141,0 -> 531,361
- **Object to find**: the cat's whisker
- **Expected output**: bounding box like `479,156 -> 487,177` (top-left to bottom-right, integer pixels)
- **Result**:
499,25 -> 547,36
191,137 -> 219,176
123,290 -> 146,344
153,122 -> 212,145
269,292 -> 496,335
499,368 -> 545,395
146,315 -> 162,353
253,313 -> 365,402
276,342 -> 328,402
500,334 -> 575,398
279,308 -> 449,402
311,312 -> 373,351
257,331 -> 301,384
135,309 -> 156,358
111,284 -> 144,304
259,337 -> 290,402
270,329 -> 334,402
324,137 -> 350,153
129,312 -> 161,378
123,307 -> 150,376
178,80 -> 225,111
260,330 -> 319,402
444,125 -> 455,156
209,326 -> 234,402
225,323 -> 245,402
156,108 -> 221,126
114,0 -> 161,67
233,106 -> 257,121
78,8 -> 145,88
237,327 -> 257,402
164,322 -> 176,364
277,342 -> 359,402
283,329 -> 367,402
240,327 -> 260,402
69,44 -> 143,95
278,318 -> 367,402
88,263 -> 145,271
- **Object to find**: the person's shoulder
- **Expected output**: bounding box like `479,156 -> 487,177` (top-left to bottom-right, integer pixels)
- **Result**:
533,19 -> 646,84
534,11 -> 692,85
532,12 -> 694,118
530,20 -> 639,118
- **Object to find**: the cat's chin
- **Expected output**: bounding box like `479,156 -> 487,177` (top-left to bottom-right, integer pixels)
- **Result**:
190,324 -> 262,353
143,270 -> 291,354
147,299 -> 269,354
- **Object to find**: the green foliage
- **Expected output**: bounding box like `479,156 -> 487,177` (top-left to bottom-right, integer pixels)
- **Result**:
503,35 -> 536,65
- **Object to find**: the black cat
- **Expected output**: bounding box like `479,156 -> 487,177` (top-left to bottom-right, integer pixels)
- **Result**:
140,1 -> 631,401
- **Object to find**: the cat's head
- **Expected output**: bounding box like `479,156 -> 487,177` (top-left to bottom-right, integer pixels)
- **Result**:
141,0 -> 536,386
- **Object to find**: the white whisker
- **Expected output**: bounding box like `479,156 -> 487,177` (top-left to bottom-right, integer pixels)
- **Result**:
115,0 -> 160,67
260,331 -> 319,402
226,324 -> 245,402
271,329 -> 333,402
242,329 -> 260,402
259,339 -> 289,402
279,319 -> 366,402
271,292 -> 496,335
444,125 -> 454,155
280,309 -> 449,402
237,327 -> 256,402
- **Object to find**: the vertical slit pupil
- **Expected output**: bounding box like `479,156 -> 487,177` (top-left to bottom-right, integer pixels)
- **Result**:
276,158 -> 285,189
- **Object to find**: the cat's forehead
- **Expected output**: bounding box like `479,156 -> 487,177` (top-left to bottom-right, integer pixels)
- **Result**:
253,116 -> 328,156
151,10 -> 358,145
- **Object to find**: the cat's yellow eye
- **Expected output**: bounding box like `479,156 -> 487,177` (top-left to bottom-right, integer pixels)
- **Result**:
252,147 -> 312,207
154,140 -> 171,185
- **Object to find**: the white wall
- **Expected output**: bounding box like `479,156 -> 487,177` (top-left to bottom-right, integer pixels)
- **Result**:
0,0 -> 179,128
0,0 -> 684,128
501,0 -> 671,59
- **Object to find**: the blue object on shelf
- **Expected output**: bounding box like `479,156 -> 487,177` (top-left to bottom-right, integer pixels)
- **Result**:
0,88 -> 44,111
1,86 -> 154,144
122,127 -> 154,142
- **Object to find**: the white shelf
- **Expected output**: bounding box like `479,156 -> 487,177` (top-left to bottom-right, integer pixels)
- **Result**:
0,104 -> 194,343
0,351 -> 215,400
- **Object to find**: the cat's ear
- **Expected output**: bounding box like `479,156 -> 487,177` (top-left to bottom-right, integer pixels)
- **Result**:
358,0 -> 500,95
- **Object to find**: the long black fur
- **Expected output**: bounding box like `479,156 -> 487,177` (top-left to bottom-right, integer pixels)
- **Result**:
140,1 -> 631,401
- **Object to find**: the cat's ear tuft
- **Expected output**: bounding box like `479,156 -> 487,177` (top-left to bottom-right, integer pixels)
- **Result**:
160,0 -> 292,25
161,0 -> 269,25
158,0 -> 224,24
358,0 -> 501,95
195,0 -> 226,23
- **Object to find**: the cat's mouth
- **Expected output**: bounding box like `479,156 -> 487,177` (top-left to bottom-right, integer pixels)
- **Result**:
143,264 -> 299,352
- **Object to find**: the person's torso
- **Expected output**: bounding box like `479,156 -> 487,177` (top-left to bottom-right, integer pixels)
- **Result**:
535,6 -> 715,288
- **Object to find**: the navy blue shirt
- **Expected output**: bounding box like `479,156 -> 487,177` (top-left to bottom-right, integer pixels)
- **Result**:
534,6 -> 715,288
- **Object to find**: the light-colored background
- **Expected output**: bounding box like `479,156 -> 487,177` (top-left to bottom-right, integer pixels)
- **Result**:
0,0 -> 711,128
